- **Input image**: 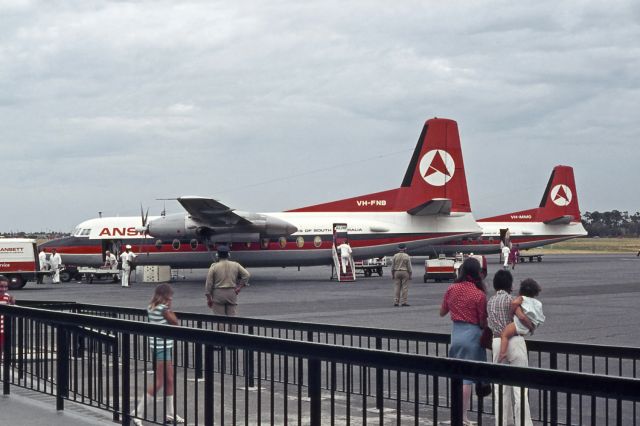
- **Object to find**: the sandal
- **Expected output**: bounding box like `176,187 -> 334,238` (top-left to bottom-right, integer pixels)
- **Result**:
166,414 -> 185,424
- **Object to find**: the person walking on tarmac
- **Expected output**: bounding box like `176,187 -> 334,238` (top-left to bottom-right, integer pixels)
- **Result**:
391,244 -> 412,306
205,245 -> 250,330
49,248 -> 62,284
119,245 -> 136,287
501,244 -> 511,270
337,240 -> 353,274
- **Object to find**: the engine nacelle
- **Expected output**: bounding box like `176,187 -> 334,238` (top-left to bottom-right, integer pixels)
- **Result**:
147,213 -> 198,239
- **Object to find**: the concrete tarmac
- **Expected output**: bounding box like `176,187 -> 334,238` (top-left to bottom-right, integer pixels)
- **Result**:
3,253 -> 639,424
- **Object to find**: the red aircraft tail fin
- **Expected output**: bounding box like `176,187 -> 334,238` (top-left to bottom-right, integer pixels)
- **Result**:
479,165 -> 582,224
289,118 -> 472,213
537,165 -> 582,223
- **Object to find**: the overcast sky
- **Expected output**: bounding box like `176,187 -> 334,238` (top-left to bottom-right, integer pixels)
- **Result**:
1,0 -> 638,232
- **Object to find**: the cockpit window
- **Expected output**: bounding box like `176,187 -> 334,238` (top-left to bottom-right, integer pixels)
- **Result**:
81,229 -> 91,236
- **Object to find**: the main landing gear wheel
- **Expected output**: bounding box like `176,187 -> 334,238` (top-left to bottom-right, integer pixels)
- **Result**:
364,269 -> 372,277
377,267 -> 383,277
59,270 -> 72,282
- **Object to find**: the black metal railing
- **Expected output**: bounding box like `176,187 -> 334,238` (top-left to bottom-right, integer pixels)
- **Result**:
13,300 -> 640,424
2,304 -> 640,426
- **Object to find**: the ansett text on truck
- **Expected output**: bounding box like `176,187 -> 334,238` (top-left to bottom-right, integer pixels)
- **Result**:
0,247 -> 24,253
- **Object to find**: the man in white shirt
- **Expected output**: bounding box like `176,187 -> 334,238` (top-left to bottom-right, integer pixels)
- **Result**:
49,249 -> 62,284
119,245 -> 137,287
501,245 -> 511,270
337,241 -> 352,274
104,250 -> 117,269
37,249 -> 49,284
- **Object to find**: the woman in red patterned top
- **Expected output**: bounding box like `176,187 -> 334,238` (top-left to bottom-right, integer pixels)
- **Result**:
440,257 -> 488,425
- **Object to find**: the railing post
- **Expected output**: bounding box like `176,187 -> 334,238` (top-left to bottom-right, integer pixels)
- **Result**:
195,320 -> 203,380
112,333 -> 120,422
450,377 -> 463,426
2,315 -> 12,395
308,358 -> 321,426
121,332 -> 131,426
56,326 -> 69,411
375,337 -> 383,410
247,325 -> 255,388
204,345 -> 214,426
306,330 -> 313,399
549,352 -> 558,426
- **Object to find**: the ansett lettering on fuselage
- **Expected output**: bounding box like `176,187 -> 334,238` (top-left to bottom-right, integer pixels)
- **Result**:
98,227 -> 145,237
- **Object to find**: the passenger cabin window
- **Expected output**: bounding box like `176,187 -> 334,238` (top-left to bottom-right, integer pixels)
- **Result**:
155,239 -> 163,249
261,238 -> 270,249
172,239 -> 181,250
313,236 -> 322,248
190,239 -> 198,250
278,237 -> 287,249
296,236 -> 304,248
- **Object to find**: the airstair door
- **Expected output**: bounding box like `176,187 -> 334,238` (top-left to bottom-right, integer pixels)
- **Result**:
332,223 -> 355,282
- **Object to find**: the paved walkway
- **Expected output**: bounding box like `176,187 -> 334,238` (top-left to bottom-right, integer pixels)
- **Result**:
0,388 -> 114,426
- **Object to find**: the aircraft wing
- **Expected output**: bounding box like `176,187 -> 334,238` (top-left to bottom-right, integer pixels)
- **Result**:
177,196 -> 252,226
407,198 -> 452,216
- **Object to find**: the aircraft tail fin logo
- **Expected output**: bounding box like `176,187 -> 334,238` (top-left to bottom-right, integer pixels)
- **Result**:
419,149 -> 455,186
551,184 -> 572,207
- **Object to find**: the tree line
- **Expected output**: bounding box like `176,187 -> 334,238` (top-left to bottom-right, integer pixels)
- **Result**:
582,210 -> 640,237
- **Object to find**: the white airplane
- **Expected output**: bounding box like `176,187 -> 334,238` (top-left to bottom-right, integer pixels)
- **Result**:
418,165 -> 587,256
40,118 -> 482,268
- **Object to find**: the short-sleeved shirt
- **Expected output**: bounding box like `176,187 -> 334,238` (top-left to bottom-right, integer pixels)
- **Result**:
391,252 -> 412,274
441,281 -> 487,326
205,259 -> 250,293
148,303 -> 173,350
487,290 -> 513,337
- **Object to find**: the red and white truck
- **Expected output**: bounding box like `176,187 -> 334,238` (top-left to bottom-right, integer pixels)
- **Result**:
0,238 -> 49,289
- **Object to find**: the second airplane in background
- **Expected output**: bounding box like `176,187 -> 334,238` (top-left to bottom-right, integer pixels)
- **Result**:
419,165 -> 587,256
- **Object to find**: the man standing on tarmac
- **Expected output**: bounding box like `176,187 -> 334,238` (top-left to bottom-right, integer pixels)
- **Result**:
37,248 -> 48,284
119,245 -> 136,288
391,244 -> 412,307
49,248 -> 62,284
205,245 -> 250,329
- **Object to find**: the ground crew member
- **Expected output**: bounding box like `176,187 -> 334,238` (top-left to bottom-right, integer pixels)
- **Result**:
37,248 -> 48,284
104,250 -> 117,269
49,248 -> 62,284
337,240 -> 352,274
119,245 -> 136,287
205,245 -> 250,329
391,244 -> 412,306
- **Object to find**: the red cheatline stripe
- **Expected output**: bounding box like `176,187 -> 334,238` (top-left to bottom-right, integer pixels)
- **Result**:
0,261 -> 37,271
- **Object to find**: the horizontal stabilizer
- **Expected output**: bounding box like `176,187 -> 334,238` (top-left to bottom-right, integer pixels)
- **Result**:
543,215 -> 574,225
407,198 -> 452,216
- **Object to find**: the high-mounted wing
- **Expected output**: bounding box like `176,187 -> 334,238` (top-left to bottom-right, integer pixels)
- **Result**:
177,196 -> 252,227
